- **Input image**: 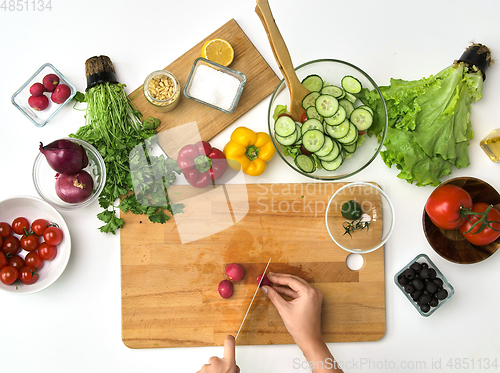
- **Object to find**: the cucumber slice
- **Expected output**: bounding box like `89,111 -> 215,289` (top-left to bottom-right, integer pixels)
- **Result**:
306,106 -> 323,121
339,99 -> 355,118
302,129 -> 325,153
321,85 -> 345,99
301,74 -> 323,92
341,75 -> 362,94
337,122 -> 358,144
344,92 -> 357,104
318,140 -> 340,161
275,131 -> 297,146
342,142 -> 357,154
301,118 -> 323,136
358,105 -> 373,115
295,154 -> 316,173
350,107 -> 373,130
302,91 -> 320,109
321,153 -> 344,171
324,105 -> 347,126
315,94 -> 339,118
314,136 -> 334,157
325,118 -> 350,139
274,115 -> 296,137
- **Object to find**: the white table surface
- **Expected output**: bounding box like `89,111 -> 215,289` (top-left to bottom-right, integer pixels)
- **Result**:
1,0 -> 500,372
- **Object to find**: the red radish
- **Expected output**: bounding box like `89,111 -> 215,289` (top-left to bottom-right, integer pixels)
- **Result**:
55,170 -> 94,203
257,274 -> 272,287
218,280 -> 234,299
225,263 -> 245,281
43,73 -> 59,92
28,95 -> 49,111
51,84 -> 71,104
30,82 -> 45,96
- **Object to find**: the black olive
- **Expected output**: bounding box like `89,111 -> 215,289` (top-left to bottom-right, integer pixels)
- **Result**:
404,268 -> 416,280
419,268 -> 430,279
411,290 -> 422,301
428,268 -> 437,279
421,263 -> 428,269
419,293 -> 431,304
412,278 -> 424,291
433,278 -> 444,288
420,303 -> 431,313
436,288 -> 448,300
410,262 -> 422,272
429,296 -> 439,307
404,284 -> 415,294
398,274 -> 409,286
426,281 -> 438,294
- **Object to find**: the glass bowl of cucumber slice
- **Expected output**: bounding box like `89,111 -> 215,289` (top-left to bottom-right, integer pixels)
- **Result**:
267,59 -> 388,180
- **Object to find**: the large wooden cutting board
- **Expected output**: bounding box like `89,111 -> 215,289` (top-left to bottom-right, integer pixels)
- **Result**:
128,19 -> 280,151
121,182 -> 386,348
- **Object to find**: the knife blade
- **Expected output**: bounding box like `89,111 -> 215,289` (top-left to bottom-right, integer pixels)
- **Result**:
235,258 -> 272,341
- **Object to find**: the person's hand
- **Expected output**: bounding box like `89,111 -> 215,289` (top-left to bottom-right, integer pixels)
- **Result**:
261,272 -> 324,351
197,335 -> 240,373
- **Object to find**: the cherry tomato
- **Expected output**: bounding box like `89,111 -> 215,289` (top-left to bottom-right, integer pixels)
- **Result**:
0,252 -> 8,270
31,219 -> 49,237
1,236 -> 21,256
20,233 -> 40,252
12,217 -> 30,235
19,266 -> 38,285
459,202 -> 500,246
25,252 -> 44,270
38,242 -> 57,261
0,266 -> 19,285
43,226 -> 63,246
425,184 -> 473,230
7,255 -> 25,270
0,222 -> 12,238
300,112 -> 308,123
358,130 -> 366,135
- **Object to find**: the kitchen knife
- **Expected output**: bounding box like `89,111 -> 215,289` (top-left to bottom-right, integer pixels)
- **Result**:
235,258 -> 272,341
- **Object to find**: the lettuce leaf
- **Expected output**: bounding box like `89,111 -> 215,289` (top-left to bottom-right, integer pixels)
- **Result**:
359,63 -> 484,186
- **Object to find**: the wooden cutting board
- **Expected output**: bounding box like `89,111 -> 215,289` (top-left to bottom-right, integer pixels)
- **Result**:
128,19 -> 280,152
121,182 -> 386,348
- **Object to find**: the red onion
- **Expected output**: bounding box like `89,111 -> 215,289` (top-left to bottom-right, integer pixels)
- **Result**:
40,139 -> 89,174
55,170 -> 94,203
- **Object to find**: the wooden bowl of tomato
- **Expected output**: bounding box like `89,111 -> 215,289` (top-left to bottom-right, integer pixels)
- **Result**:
423,177 -> 500,264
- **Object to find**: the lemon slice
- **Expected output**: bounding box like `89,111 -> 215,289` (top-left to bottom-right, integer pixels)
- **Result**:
201,38 -> 234,67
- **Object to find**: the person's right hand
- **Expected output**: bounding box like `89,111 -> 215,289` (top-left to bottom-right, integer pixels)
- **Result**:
260,272 -> 324,350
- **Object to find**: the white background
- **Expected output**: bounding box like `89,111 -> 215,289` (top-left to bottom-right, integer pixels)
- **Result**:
1,0 -> 500,372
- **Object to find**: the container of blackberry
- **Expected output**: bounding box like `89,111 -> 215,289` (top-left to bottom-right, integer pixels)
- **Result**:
394,253 -> 454,316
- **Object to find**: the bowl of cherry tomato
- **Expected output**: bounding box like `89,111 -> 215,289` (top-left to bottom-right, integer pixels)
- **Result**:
423,177 -> 500,264
0,196 -> 71,294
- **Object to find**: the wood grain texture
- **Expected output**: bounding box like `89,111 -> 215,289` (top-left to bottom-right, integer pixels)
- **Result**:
121,182 -> 386,348
128,19 -> 280,156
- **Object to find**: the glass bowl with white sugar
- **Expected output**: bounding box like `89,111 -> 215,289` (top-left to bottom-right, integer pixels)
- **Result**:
184,57 -> 246,114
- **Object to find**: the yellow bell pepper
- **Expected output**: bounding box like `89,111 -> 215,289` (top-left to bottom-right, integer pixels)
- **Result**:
223,127 -> 275,176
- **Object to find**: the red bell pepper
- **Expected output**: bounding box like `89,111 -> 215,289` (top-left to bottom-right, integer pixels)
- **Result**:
177,141 -> 228,188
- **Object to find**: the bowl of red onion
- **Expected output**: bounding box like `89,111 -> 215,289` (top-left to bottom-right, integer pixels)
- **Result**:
33,138 -> 106,210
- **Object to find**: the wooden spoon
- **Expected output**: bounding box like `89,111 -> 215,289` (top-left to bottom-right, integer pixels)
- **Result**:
255,0 -> 310,122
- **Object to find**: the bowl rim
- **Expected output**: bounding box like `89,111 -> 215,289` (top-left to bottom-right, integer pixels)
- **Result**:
33,137 -> 106,210
267,58 -> 388,181
325,182 -> 395,254
0,195 -> 71,295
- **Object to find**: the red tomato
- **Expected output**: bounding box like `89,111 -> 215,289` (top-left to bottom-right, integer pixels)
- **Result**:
0,252 -> 8,270
25,252 -> 44,270
7,255 -> 25,270
0,266 -> 19,285
19,266 -> 38,285
0,222 -> 12,238
358,130 -> 366,135
425,184 -> 473,230
43,226 -> 63,246
459,202 -> 500,246
12,217 -> 30,235
1,236 -> 21,256
20,233 -> 40,252
31,219 -> 49,237
300,112 -> 308,123
38,242 -> 57,261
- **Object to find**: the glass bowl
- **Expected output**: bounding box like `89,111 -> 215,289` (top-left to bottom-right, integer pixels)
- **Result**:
0,196 -> 71,295
267,59 -> 388,180
394,253 -> 454,317
184,57 -> 246,114
33,138 -> 106,210
325,182 -> 394,254
11,63 -> 76,127
143,70 -> 181,113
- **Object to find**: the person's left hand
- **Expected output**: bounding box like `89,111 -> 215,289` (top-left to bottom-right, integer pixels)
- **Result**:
197,335 -> 240,373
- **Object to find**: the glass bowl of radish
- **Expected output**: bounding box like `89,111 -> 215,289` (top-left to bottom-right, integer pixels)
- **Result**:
33,138 -> 106,210
268,59 -> 388,180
